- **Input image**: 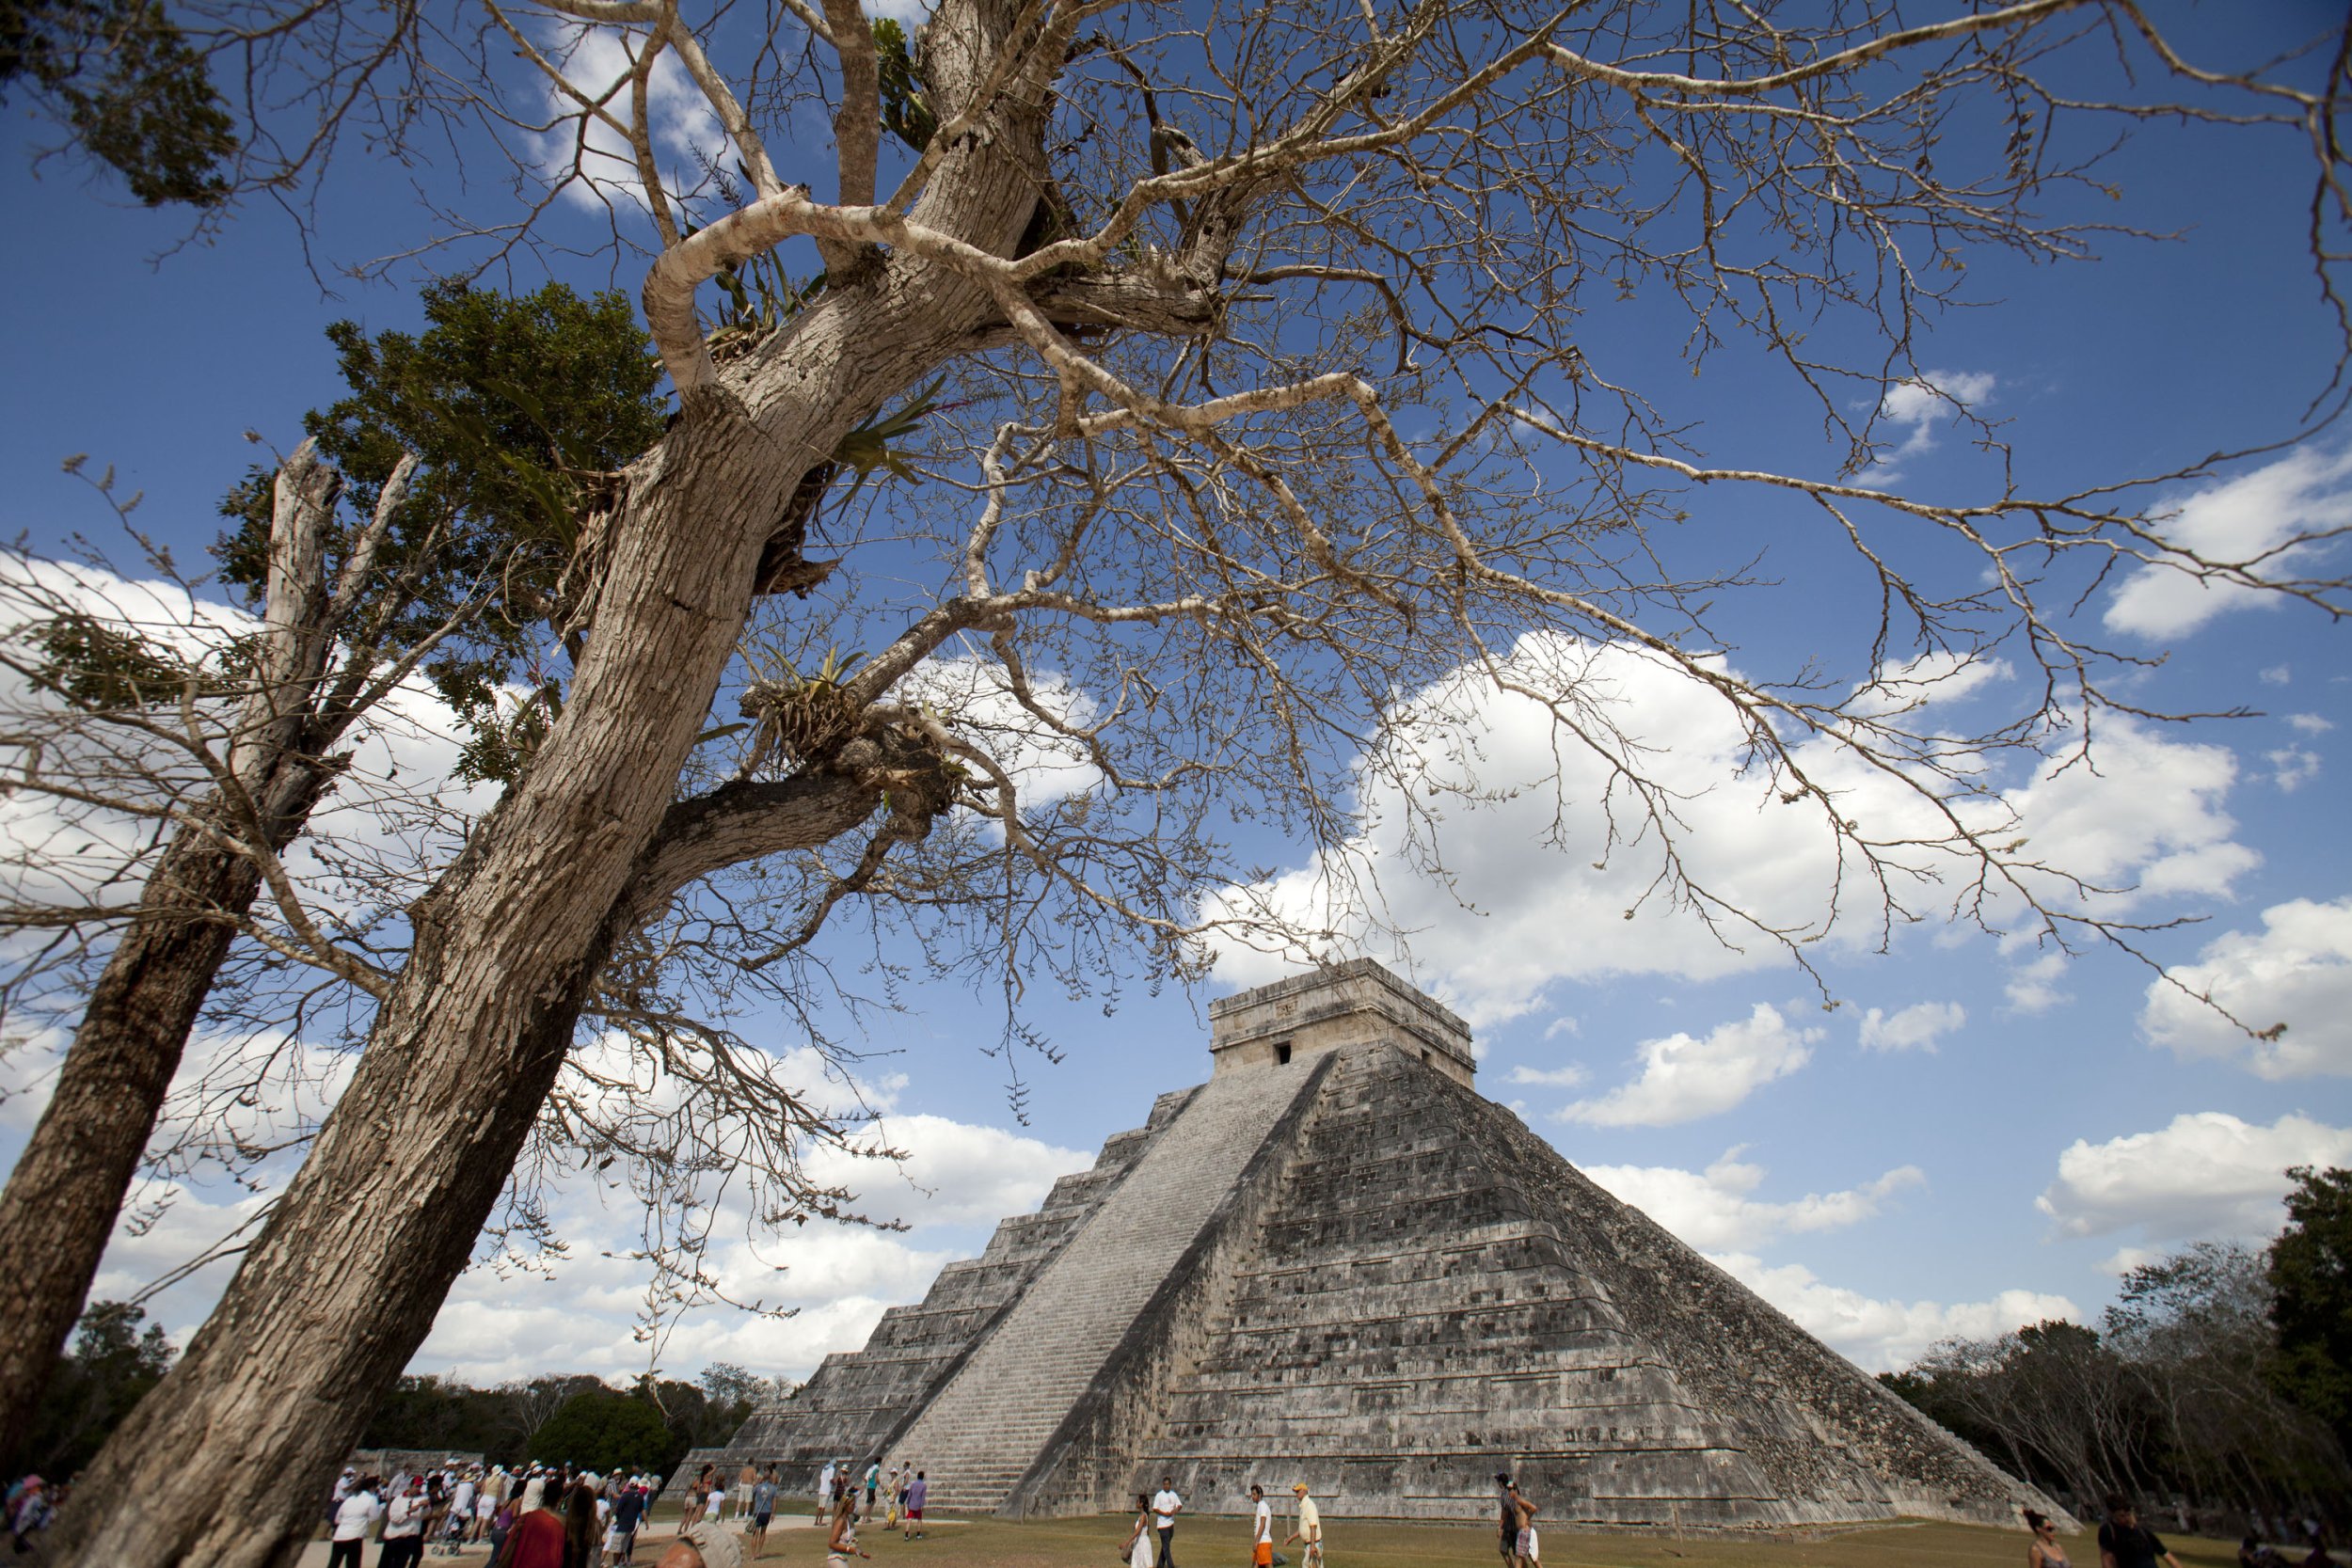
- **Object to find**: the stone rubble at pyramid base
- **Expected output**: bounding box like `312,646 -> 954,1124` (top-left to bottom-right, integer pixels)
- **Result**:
673,962 -> 2065,1534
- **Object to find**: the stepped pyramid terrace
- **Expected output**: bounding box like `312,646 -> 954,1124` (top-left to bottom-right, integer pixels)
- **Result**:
674,960 -> 2062,1531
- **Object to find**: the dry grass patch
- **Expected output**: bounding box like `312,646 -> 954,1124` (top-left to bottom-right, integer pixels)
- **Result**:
766,1514 -> 2248,1568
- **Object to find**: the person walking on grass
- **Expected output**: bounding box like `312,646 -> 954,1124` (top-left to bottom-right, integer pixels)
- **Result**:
1507,1481 -> 1539,1568
607,1477 -> 648,1566
2028,1508 -> 2074,1568
746,1468 -> 778,1560
903,1470 -> 927,1540
705,1474 -> 727,1534
1250,1485 -> 1276,1568
818,1459 -> 837,1522
2101,1497 -> 2185,1568
863,1458 -> 880,1521
1285,1482 -> 1323,1568
1151,1476 -> 1184,1568
1122,1493 -> 1156,1568
1493,1474 -> 1517,1568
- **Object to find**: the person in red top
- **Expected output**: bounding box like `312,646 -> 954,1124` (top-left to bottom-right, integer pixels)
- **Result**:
500,1477 -> 568,1568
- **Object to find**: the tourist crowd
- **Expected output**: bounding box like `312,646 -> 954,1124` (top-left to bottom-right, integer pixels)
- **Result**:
323,1460 -> 728,1568
19,1450 -> 2337,1568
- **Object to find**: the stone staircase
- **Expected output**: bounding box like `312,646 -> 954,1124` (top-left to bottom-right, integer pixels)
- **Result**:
889,1059 -> 1323,1513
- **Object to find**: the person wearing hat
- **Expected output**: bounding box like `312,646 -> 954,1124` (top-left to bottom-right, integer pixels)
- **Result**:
380,1471 -> 430,1568
655,1519 -> 747,1568
474,1468 -> 502,1544
8,1477 -> 55,1555
1283,1483 -> 1323,1568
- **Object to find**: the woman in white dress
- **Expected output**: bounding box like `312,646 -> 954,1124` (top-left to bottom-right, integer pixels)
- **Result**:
1125,1493 -> 1155,1568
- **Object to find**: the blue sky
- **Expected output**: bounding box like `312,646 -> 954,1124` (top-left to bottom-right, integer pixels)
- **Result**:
1,0 -> 2348,1391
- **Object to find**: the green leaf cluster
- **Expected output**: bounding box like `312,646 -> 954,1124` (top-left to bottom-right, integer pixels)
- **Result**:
832,377 -> 943,497
23,1300 -> 175,1477
28,609 -> 229,708
1,0 -> 236,205
873,18 -> 934,152
214,280 -> 669,784
303,280 -> 667,555
2267,1164 -> 2352,1445
525,1386 -> 676,1475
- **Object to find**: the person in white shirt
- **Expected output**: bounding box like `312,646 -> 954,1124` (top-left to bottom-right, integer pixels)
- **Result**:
327,1480 -> 383,1568
1151,1478 -> 1184,1568
818,1460 -> 837,1521
382,1476 -> 429,1568
1249,1485 -> 1275,1568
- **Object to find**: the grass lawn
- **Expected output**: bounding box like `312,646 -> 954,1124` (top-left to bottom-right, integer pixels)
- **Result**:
667,1512 -> 2250,1568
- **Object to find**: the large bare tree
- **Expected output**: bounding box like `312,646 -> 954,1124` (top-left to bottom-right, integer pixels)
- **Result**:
0,280 -> 672,1463
18,0 -> 2351,1562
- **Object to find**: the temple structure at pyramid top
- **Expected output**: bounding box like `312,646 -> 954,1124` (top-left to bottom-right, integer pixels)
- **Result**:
675,961 -> 2063,1533
1208,957 -> 1475,1085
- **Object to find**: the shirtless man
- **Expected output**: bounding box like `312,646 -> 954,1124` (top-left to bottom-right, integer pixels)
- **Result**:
1507,1481 -> 1541,1568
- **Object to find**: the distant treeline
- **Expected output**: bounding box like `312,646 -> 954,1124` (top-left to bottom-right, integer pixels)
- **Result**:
356,1362 -> 790,1475
23,1313 -> 787,1483
1880,1166 -> 2351,1522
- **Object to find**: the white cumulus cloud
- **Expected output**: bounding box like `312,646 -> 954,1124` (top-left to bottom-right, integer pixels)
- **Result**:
1560,1003 -> 1819,1127
1709,1252 -> 2077,1372
2268,747 -> 2323,792
1868,370 -> 1998,476
2036,1111 -> 2352,1242
1585,1149 -> 1924,1250
2140,897 -> 2352,1078
2006,952 -> 2071,1014
1858,1000 -> 1965,1053
801,1114 -> 1090,1227
2103,443 -> 2352,640
1207,636 -> 2255,1029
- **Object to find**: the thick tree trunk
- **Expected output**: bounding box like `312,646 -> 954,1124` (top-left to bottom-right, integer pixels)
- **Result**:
0,446 -> 348,1465
45,56 -> 1045,1546
0,820 -> 252,1462
0,760 -> 335,1468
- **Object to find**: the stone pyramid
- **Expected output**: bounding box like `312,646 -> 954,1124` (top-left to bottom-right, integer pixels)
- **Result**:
685,960 -> 2060,1530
